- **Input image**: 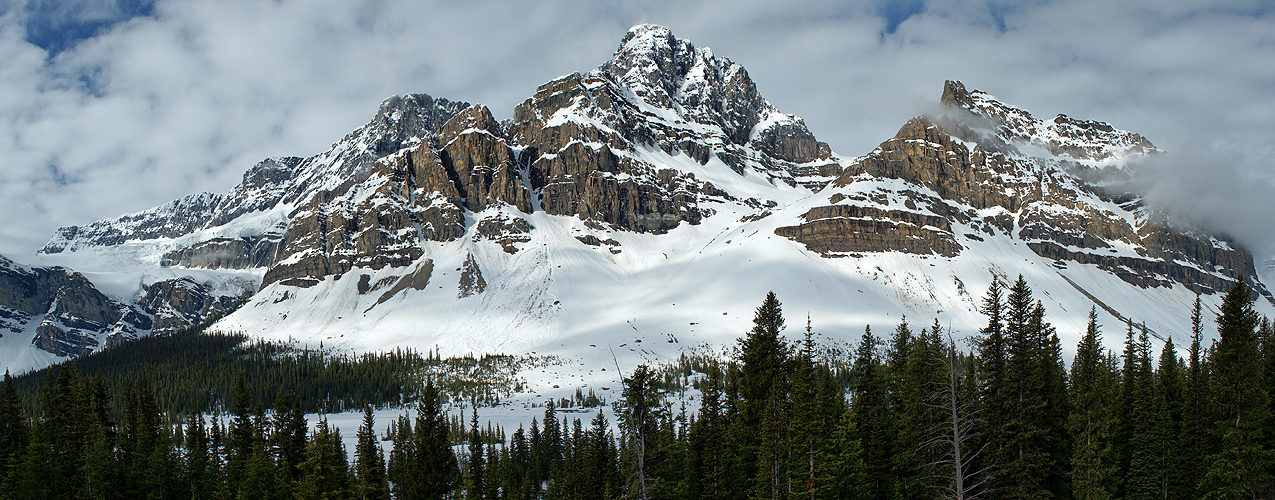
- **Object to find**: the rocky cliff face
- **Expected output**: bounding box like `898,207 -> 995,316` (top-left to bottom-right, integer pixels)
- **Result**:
16,25 -> 1271,370
776,80 -> 1267,299
0,255 -> 248,360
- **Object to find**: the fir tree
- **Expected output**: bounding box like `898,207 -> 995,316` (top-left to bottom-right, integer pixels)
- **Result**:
1069,308 -> 1117,500
1123,324 -> 1158,500
846,325 -> 894,499
0,372 -> 27,485
1201,279 -> 1272,498
619,364 -> 662,500
1181,295 -> 1208,499
465,407 -> 485,500
1154,335 -> 1186,499
354,406 -> 389,500
295,419 -> 352,499
739,291 -> 789,498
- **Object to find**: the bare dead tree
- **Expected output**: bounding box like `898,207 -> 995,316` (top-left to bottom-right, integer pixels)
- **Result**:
920,334 -> 994,500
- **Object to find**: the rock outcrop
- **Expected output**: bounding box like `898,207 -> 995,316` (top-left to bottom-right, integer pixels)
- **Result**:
778,80 -> 1268,299
0,255 -> 249,359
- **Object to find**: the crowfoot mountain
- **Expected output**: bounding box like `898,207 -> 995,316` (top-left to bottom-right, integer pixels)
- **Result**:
6,25 -> 1270,374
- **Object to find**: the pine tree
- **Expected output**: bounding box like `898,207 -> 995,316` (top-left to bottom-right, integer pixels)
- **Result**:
295,418 -> 352,499
739,291 -> 789,498
465,407 -> 485,500
846,325 -> 894,499
1201,279 -> 1272,498
995,276 -> 1057,499
1181,295 -> 1208,499
619,364 -> 662,500
1123,324 -> 1159,500
354,406 -> 389,500
388,381 -> 457,500
0,372 -> 27,485
976,277 -> 1007,492
184,411 -> 215,500
1069,308 -> 1117,500
1154,335 -> 1186,499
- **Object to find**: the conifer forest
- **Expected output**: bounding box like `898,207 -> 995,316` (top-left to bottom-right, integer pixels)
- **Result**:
0,275 -> 1271,500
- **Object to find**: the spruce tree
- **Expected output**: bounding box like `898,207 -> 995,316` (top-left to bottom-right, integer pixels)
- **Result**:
184,411 -> 214,500
1181,295 -> 1208,499
1201,279 -> 1272,498
995,277 -> 1057,499
692,366 -> 726,500
1069,308 -> 1117,500
739,291 -> 789,498
226,375 -> 255,489
1154,335 -> 1186,499
846,325 -> 894,499
1123,324 -> 1158,500
976,277 -> 1007,492
274,393 -> 309,492
295,419 -> 352,499
465,408 -> 485,500
0,372 -> 26,485
619,364 -> 662,500
354,406 -> 389,500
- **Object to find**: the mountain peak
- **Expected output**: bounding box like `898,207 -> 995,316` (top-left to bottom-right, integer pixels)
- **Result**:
941,80 -> 974,109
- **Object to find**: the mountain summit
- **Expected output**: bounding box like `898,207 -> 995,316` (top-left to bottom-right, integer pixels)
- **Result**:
6,25 -> 1269,373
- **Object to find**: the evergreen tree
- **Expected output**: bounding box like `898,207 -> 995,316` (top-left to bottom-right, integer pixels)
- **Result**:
226,375 -> 255,489
1154,335 -> 1186,499
353,406 -> 389,500
0,372 -> 28,485
274,393 -> 310,493
995,276 -> 1063,499
787,318 -> 831,500
739,291 -> 789,499
465,408 -> 485,500
976,277 -> 1007,491
1123,324 -> 1158,500
618,364 -> 662,500
295,419 -> 352,499
846,325 -> 894,499
690,367 -> 726,500
184,411 -> 215,500
1069,308 -> 1117,500
886,318 -> 923,499
1181,295 -> 1209,499
1201,279 -> 1272,498
387,381 -> 457,500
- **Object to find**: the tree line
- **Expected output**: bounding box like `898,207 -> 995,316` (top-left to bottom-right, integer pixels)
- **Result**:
0,275 -> 1271,499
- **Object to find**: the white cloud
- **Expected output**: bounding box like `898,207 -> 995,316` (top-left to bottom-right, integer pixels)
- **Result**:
0,0 -> 1272,267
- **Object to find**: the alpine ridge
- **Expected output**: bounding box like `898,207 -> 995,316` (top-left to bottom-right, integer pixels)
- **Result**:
6,24 -> 1270,374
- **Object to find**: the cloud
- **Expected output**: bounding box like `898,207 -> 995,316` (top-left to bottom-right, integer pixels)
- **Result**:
0,0 -> 1271,272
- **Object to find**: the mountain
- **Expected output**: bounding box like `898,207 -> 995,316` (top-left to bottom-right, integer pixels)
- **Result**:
12,24 -> 1272,374
0,255 -> 249,372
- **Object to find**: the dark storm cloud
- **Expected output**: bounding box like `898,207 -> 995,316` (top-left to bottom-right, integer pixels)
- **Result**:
0,0 -> 1271,273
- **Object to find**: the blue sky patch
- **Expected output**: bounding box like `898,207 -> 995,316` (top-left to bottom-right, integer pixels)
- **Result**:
23,0 -> 156,56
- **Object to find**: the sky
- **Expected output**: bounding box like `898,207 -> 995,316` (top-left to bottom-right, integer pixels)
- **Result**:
0,0 -> 1272,269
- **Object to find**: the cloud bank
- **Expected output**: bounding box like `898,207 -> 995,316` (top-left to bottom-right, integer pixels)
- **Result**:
0,0 -> 1271,271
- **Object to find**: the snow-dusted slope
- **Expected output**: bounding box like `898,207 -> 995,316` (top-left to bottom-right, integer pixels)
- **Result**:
18,25 -> 1272,376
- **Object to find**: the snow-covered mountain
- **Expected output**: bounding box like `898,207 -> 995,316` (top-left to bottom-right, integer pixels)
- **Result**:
11,25 -> 1271,375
